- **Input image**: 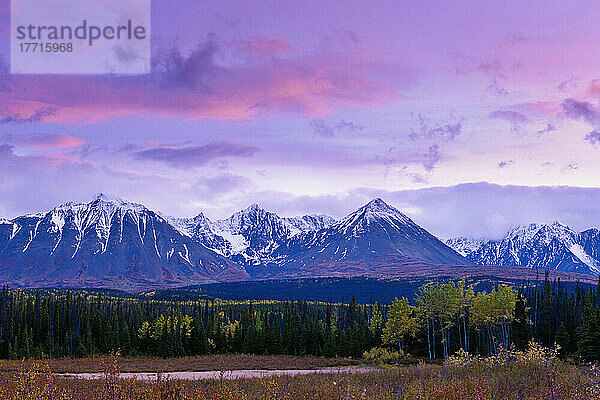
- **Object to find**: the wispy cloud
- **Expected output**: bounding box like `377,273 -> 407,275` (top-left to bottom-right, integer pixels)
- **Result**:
561,99 -> 600,147
585,129 -> 600,147
334,120 -> 365,132
487,79 -> 509,96
557,75 -> 576,92
488,110 -> 529,133
133,142 -> 259,167
235,35 -> 292,57
1,133 -> 86,149
0,35 -> 409,124
309,119 -> 334,137
310,118 -> 364,137
455,56 -> 510,78
536,123 -> 556,135
0,107 -> 56,124
561,98 -> 600,125
421,144 -> 442,171
498,160 -> 515,168
409,114 -> 463,142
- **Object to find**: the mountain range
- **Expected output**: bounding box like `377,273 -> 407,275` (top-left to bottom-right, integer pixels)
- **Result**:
1,194 -> 598,290
446,222 -> 600,276
0,194 -> 468,289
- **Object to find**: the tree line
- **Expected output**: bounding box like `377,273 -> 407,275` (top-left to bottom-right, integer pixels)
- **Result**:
0,273 -> 599,361
0,287 -> 382,359
383,273 -> 600,361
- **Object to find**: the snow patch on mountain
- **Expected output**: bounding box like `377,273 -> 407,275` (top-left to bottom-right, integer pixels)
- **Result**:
445,237 -> 485,257
569,244 -> 600,274
283,214 -> 336,236
212,227 -> 248,253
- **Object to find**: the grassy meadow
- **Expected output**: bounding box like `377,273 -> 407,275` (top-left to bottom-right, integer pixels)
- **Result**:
0,345 -> 599,399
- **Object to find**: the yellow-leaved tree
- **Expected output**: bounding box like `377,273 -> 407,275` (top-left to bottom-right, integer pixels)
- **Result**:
382,298 -> 418,355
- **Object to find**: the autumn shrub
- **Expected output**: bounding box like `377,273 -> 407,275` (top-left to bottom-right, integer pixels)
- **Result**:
362,347 -> 400,366
0,361 -> 74,400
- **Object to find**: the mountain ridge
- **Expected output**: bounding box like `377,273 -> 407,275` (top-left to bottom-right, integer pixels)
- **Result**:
446,221 -> 600,276
0,194 -> 467,289
4,194 -> 597,290
0,194 -> 248,289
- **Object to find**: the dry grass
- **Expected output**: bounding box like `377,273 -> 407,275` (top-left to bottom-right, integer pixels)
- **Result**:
0,354 -> 358,374
0,358 -> 597,399
0,346 -> 598,399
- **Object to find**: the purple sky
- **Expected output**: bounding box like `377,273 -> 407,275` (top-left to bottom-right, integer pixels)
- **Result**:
2,0 -> 600,239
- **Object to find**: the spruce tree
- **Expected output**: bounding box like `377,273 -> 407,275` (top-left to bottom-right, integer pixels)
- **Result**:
511,291 -> 530,351
576,295 -> 600,362
555,323 -> 569,358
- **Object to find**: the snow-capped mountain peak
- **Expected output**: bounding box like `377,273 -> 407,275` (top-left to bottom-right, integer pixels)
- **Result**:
363,198 -> 411,221
245,203 -> 262,212
90,193 -> 149,214
447,221 -> 600,276
93,192 -> 126,205
506,221 -> 576,244
167,212 -> 212,237
361,198 -> 401,214
283,214 -> 336,236
0,194 -> 246,288
164,204 -> 336,264
268,198 -> 469,274
42,194 -> 153,239
229,203 -> 266,219
5,195 -> 600,291
337,198 -> 414,234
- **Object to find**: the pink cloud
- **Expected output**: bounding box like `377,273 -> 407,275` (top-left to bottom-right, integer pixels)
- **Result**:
511,101 -> 562,118
35,152 -> 84,166
0,38 -> 409,124
238,35 -> 292,56
1,133 -> 87,149
0,143 -> 85,169
586,79 -> 600,97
